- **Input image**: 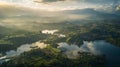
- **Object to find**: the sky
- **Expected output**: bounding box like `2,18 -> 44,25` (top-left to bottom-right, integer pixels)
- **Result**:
0,0 -> 119,11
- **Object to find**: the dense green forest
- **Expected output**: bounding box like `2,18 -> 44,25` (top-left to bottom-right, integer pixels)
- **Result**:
0,19 -> 119,67
0,20 -> 120,54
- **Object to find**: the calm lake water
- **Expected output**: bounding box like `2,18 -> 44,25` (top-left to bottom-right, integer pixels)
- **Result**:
0,40 -> 120,67
80,41 -> 120,67
0,41 -> 48,64
58,40 -> 120,67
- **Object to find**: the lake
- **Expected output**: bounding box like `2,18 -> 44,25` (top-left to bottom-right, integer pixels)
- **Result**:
0,40 -> 120,67
58,40 -> 120,67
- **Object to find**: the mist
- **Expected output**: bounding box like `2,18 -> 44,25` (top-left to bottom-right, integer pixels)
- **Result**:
42,30 -> 58,34
0,4 -> 90,31
0,3 -> 119,32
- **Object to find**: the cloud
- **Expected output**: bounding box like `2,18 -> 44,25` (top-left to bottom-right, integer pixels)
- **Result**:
34,0 -> 87,4
40,0 -> 66,3
35,0 -> 114,3
33,0 -> 120,12
1,0 -> 119,12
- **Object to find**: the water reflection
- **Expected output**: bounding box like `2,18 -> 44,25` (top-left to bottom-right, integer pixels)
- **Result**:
0,41 -> 49,64
58,40 -> 120,67
0,40 -> 120,67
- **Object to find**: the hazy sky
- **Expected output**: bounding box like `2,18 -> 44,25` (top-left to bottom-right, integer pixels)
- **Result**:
0,0 -> 119,11
0,0 -> 119,31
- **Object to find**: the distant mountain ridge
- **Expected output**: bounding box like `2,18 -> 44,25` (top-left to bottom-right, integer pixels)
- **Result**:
61,8 -> 120,20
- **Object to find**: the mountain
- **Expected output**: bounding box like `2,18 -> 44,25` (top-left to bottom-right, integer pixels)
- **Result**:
62,8 -> 99,14
61,8 -> 120,20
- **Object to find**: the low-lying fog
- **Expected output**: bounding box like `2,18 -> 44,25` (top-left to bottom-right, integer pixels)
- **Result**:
42,30 -> 58,34
0,4 -> 89,31
41,29 -> 66,37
